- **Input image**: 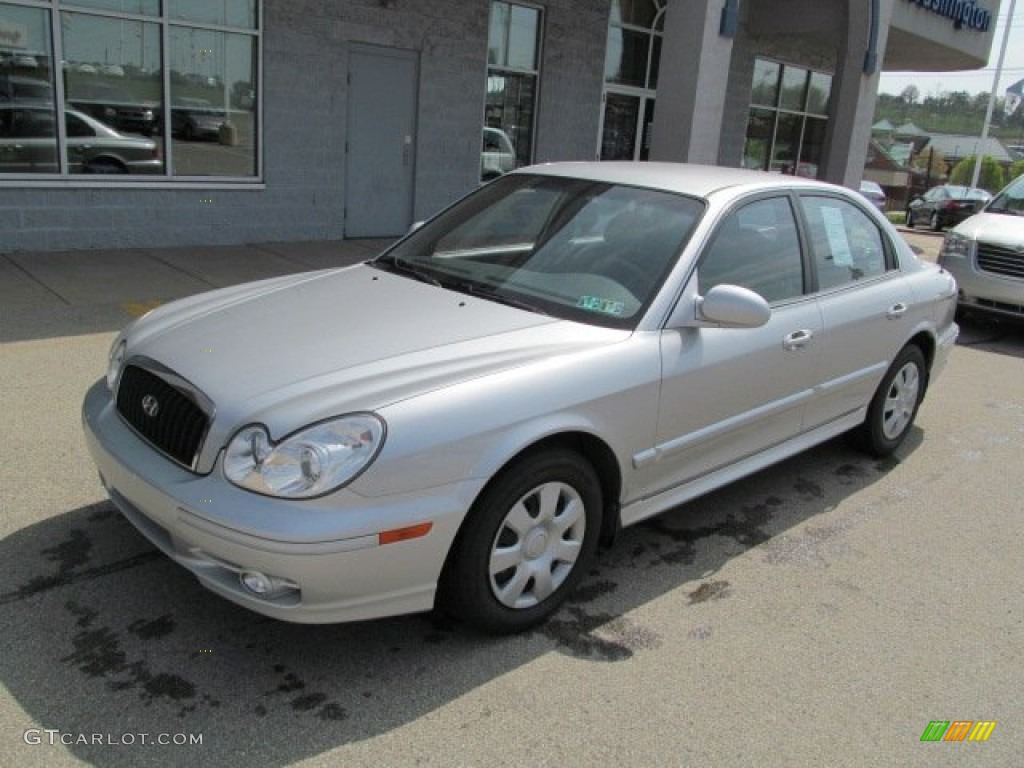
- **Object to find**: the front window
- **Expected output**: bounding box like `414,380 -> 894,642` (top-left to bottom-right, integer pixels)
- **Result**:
0,1 -> 260,181
374,174 -> 704,328
483,2 -> 541,182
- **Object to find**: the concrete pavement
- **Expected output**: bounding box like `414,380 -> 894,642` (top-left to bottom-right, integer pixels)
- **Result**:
1,229 -> 1022,767
0,239 -> 393,342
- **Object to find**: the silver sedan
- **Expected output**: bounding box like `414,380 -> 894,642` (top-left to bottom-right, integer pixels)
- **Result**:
83,162 -> 959,633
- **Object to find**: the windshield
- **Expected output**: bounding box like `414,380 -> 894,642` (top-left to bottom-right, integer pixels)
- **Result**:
374,174 -> 704,328
986,175 -> 1024,216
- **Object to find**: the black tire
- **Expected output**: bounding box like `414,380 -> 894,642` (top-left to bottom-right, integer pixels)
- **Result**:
853,345 -> 927,457
441,449 -> 602,634
84,160 -> 127,175
929,211 -> 941,232
905,209 -> 915,228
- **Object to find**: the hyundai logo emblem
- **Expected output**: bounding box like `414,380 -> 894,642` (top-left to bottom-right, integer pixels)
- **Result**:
141,394 -> 160,418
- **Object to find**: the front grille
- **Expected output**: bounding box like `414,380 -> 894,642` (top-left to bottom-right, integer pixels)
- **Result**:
977,243 -> 1024,280
116,364 -> 210,470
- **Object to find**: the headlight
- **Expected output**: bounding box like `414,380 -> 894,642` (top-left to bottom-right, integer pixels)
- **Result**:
106,339 -> 126,391
939,232 -> 972,262
223,415 -> 385,499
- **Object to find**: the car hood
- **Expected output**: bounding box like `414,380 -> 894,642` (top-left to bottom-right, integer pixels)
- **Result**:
122,264 -> 627,461
953,212 -> 1024,246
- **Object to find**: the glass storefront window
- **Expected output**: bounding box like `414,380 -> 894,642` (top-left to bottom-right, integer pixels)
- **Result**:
745,58 -> 832,178
609,0 -> 657,29
483,2 -> 541,182
1,4 -> 56,174
604,27 -> 649,88
70,0 -> 159,15
599,0 -> 663,162
0,1 -> 260,181
751,59 -> 779,107
169,0 -> 257,29
600,93 -> 640,161
168,27 -> 257,176
779,65 -> 808,111
806,71 -> 831,115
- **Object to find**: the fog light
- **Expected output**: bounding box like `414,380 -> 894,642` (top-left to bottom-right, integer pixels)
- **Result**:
239,570 -> 296,599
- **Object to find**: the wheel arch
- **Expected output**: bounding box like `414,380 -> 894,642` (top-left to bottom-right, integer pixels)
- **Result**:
905,330 -> 936,398
438,429 -> 624,590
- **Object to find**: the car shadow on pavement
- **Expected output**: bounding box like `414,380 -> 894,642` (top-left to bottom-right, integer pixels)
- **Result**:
0,431 -> 921,767
954,314 -> 1024,359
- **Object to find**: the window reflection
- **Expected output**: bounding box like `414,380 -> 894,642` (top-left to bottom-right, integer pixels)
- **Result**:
169,28 -> 257,176
169,0 -> 257,29
483,2 -> 540,182
1,1 -> 259,180
1,4 -> 56,174
70,0 -> 159,15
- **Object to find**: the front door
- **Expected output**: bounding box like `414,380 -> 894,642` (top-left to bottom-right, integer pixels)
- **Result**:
598,91 -> 655,161
345,46 -> 418,238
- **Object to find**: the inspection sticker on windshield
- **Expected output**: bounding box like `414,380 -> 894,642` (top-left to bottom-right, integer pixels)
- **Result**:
577,296 -> 625,316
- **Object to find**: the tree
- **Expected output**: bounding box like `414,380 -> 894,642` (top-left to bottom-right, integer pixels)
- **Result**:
1008,160 -> 1024,183
901,85 -> 920,105
949,155 -> 1006,193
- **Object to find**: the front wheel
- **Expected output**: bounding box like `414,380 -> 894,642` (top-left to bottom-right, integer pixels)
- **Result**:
853,346 -> 927,457
441,450 -> 603,634
906,209 -> 915,228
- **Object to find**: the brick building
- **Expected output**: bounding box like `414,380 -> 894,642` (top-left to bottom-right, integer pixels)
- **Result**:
0,0 -> 1001,252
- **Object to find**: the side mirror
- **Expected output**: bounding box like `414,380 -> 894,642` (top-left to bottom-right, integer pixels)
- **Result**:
699,284 -> 771,327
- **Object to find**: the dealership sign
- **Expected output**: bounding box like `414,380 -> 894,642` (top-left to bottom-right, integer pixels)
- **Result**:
907,0 -> 992,32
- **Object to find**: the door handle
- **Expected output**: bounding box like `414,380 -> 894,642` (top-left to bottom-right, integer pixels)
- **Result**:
886,303 -> 908,320
783,329 -> 814,350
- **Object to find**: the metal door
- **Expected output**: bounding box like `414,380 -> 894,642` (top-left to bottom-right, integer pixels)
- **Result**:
345,46 -> 418,238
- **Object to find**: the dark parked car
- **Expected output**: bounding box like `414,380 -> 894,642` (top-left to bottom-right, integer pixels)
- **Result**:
170,97 -> 226,140
66,82 -> 158,136
0,73 -> 53,101
906,184 -> 990,231
0,103 -> 162,174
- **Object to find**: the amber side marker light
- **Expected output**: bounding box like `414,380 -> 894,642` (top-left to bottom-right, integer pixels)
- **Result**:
379,522 -> 433,546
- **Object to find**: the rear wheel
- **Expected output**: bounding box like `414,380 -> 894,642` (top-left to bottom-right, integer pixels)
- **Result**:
84,159 -> 127,175
441,450 -> 602,634
853,345 -> 927,457
929,211 -> 940,231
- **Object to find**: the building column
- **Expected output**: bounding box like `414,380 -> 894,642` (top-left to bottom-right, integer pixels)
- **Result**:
819,0 -> 895,187
650,0 -> 735,164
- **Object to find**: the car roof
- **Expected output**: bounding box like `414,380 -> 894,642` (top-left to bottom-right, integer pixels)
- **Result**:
518,161 -> 844,199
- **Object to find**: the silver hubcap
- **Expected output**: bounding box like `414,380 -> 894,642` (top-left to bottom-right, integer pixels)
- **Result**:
488,481 -> 586,609
882,362 -> 920,440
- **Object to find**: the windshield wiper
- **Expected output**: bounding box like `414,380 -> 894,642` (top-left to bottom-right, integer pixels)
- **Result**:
371,256 -> 443,287
442,279 -> 548,315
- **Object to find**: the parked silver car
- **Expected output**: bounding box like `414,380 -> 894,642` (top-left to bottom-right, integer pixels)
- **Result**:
0,103 -> 162,174
938,173 -> 1024,321
83,163 -> 958,633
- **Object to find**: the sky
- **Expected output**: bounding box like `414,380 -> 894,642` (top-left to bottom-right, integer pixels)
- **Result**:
879,2 -> 1024,98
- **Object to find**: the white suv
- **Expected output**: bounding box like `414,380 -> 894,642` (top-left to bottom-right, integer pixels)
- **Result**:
938,174 -> 1024,321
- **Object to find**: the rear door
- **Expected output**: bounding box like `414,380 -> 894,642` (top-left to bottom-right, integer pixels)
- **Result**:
797,194 -> 911,430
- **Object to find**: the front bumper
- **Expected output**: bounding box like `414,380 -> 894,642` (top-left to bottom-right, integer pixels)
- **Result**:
940,256 -> 1024,320
82,379 -> 481,624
